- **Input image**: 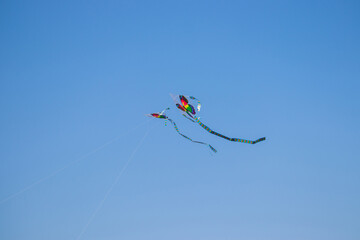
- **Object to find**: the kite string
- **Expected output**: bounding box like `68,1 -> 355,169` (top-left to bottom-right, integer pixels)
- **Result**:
0,118 -> 152,205
76,124 -> 153,240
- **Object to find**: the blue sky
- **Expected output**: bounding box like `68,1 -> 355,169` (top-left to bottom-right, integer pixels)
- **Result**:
1,0 -> 359,239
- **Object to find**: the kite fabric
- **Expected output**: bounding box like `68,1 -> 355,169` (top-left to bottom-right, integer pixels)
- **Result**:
171,94 -> 266,144
170,94 -> 201,119
146,110 -> 217,153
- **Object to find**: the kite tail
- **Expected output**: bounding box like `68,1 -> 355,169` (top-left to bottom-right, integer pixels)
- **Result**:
252,137 -> 266,144
194,117 -> 266,144
209,145 -> 217,153
168,119 -> 217,153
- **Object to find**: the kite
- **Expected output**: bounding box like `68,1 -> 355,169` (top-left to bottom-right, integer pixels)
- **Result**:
146,109 -> 217,153
171,94 -> 266,144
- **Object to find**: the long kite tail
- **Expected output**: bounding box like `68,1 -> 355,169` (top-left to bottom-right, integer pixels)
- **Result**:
168,119 -> 217,153
194,117 -> 266,144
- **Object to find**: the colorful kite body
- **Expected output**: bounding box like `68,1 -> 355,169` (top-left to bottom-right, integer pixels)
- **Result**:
149,113 -> 167,119
171,94 -> 200,117
172,94 -> 266,145
179,95 -> 196,114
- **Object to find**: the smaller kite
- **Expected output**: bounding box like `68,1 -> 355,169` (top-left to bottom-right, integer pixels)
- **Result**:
146,108 -> 217,153
171,94 -> 266,144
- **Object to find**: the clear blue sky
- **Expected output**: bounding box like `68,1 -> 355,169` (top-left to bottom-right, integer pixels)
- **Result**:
1,0 -> 359,239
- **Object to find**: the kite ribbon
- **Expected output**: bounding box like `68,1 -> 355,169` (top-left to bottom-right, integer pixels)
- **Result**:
193,117 -> 266,144
146,110 -> 217,153
168,118 -> 217,153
